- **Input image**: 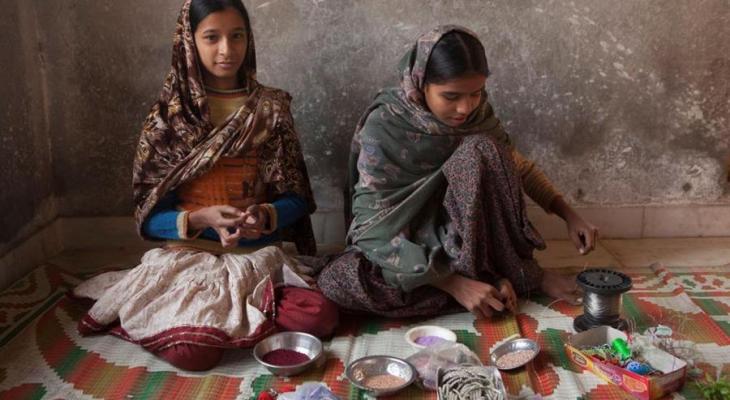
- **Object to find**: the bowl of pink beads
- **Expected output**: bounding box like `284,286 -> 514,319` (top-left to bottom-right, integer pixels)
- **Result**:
346,355 -> 416,396
405,325 -> 457,350
489,338 -> 540,370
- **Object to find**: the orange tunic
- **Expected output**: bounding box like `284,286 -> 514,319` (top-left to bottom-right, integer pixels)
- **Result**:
178,153 -> 265,212
178,88 -> 267,212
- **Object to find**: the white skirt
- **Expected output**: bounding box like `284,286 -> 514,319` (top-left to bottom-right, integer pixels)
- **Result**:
73,245 -> 310,351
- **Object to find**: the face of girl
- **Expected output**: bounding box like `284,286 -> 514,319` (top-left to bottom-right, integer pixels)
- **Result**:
423,74 -> 486,127
194,7 -> 248,90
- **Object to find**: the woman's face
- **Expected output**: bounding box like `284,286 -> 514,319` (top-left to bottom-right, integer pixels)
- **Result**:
423,74 -> 486,127
194,7 -> 248,90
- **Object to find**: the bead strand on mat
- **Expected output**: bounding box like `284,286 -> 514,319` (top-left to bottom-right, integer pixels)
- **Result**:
438,366 -> 505,400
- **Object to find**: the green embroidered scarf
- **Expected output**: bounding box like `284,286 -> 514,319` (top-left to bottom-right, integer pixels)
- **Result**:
348,25 -> 513,290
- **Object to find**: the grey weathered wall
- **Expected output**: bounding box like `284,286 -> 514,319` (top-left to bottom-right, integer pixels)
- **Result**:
2,0 -> 729,241
254,0 -> 730,206
0,0 -> 55,254
33,0 -> 180,217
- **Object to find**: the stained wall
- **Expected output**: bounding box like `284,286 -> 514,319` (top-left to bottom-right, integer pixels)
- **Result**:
2,0 -> 728,254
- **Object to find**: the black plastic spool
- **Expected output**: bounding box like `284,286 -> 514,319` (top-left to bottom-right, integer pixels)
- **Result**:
573,268 -> 632,332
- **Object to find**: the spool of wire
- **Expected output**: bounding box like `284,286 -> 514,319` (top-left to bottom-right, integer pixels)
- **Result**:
574,268 -> 632,332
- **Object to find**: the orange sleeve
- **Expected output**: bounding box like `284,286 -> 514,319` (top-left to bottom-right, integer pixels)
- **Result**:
512,149 -> 562,212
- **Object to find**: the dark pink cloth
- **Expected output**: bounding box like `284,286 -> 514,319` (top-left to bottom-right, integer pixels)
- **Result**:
154,343 -> 225,371
275,287 -> 339,338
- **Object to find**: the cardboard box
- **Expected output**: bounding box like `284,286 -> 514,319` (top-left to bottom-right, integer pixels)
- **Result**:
565,326 -> 687,400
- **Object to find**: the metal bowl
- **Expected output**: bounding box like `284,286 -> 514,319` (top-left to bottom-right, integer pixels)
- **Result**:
253,332 -> 323,376
346,355 -> 416,396
489,338 -> 540,370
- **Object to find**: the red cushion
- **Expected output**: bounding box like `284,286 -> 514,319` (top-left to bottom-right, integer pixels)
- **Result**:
275,287 -> 339,338
154,343 -> 225,371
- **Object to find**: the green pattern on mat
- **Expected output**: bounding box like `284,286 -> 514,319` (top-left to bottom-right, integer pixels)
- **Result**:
359,317 -> 393,335
453,329 -> 478,352
681,279 -> 698,288
55,345 -> 86,378
29,385 -> 48,400
249,374 -> 275,400
693,298 -> 727,315
0,291 -> 66,346
137,372 -> 168,399
543,328 -> 578,372
717,321 -> 730,336
621,294 -> 649,333
0,383 -> 48,400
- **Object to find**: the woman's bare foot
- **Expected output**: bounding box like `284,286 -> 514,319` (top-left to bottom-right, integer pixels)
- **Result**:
541,270 -> 583,305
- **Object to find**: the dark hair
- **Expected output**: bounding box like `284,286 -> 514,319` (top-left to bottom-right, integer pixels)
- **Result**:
190,0 -> 251,35
424,31 -> 490,84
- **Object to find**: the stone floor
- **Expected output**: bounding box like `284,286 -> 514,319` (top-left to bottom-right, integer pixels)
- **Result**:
44,237 -> 730,276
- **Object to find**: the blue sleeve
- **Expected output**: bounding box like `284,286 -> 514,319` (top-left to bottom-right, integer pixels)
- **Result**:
141,192 -> 183,240
272,193 -> 307,229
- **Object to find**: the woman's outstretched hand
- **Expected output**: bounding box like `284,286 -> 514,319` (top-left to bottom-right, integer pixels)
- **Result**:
565,212 -> 599,255
433,274 -> 511,319
550,196 -> 599,255
188,205 -> 247,247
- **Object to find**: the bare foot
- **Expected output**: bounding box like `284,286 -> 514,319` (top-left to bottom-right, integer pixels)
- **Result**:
541,271 -> 583,305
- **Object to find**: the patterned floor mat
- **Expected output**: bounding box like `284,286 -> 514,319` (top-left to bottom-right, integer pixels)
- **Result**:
0,263 -> 727,399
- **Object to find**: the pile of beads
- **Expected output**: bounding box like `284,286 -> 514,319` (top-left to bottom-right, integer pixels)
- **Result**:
495,349 -> 537,370
437,366 -> 505,400
261,349 -> 310,366
362,374 -> 407,390
415,335 -> 448,347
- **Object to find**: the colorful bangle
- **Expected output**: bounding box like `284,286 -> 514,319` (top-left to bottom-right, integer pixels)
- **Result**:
260,204 -> 277,235
177,211 -> 203,240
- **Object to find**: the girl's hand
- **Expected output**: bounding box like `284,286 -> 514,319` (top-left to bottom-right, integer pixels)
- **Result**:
238,204 -> 268,240
498,278 -> 518,313
550,196 -> 599,255
188,205 -> 246,248
433,274 -> 505,319
565,213 -> 599,255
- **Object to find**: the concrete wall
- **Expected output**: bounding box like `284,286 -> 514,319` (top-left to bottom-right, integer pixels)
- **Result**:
254,0 -> 729,206
33,1 -> 180,217
0,0 -> 55,255
2,0 -> 729,248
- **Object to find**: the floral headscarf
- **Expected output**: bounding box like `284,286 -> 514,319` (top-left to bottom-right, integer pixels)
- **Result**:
133,0 -> 316,254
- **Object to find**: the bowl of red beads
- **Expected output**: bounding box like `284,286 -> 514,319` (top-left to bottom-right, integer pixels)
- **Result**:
253,332 -> 323,376
405,325 -> 457,350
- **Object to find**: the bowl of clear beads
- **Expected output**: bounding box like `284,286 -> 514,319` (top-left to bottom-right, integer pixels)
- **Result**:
437,365 -> 507,400
345,355 -> 416,396
489,338 -> 540,370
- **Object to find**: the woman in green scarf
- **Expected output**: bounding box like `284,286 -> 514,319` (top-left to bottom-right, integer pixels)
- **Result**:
317,26 -> 598,319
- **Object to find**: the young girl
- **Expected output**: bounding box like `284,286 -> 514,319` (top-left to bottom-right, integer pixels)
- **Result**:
72,0 -> 337,371
318,26 -> 597,319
